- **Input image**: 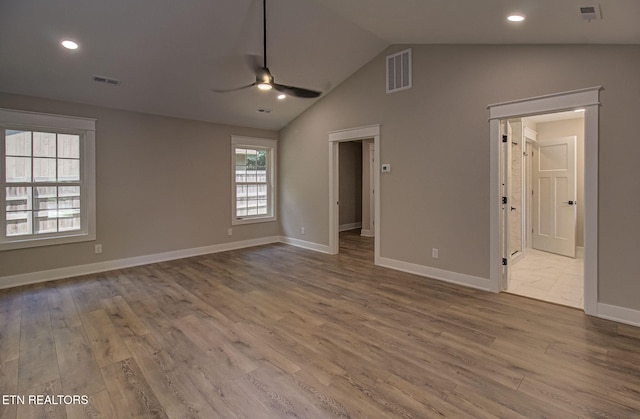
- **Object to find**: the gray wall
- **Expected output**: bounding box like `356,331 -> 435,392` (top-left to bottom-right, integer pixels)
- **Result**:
338,141 -> 362,227
279,44 -> 640,311
0,92 -> 278,279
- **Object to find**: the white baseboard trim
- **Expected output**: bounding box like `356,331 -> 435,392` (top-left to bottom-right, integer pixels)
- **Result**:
0,236 -> 280,290
378,256 -> 492,292
278,236 -> 331,254
360,229 -> 374,237
339,222 -> 362,232
597,303 -> 640,328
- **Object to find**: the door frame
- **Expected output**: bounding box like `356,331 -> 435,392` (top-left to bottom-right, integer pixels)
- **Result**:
488,87 -> 600,315
328,125 -> 380,263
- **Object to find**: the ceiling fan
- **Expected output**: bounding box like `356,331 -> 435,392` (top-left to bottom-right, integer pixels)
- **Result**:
212,0 -> 321,99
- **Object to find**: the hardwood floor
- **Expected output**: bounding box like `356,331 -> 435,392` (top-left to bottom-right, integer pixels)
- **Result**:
1,229 -> 640,418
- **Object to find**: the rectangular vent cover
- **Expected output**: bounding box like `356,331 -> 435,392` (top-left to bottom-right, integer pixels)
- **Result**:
92,75 -> 121,86
386,48 -> 411,94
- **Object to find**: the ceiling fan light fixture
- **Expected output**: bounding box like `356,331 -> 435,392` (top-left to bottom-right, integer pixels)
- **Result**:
61,40 -> 79,49
257,82 -> 273,91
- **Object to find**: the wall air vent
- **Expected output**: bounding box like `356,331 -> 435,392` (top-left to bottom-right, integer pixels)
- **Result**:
579,4 -> 601,21
92,75 -> 121,86
386,48 -> 412,94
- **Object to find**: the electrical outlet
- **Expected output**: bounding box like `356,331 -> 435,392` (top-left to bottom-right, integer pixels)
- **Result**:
227,228 -> 233,236
301,227 -> 305,235
432,248 -> 439,259
95,244 -> 103,254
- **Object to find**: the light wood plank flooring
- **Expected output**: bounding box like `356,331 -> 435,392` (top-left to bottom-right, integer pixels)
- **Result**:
1,230 -> 640,418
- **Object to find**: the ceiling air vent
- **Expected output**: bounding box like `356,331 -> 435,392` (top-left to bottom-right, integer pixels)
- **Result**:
579,4 -> 601,21
256,108 -> 271,114
92,75 -> 121,86
386,48 -> 411,94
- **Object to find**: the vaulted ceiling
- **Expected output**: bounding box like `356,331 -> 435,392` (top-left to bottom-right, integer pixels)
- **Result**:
1,0 -> 638,130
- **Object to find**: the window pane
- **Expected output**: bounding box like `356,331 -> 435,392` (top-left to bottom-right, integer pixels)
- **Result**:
258,199 -> 268,215
33,158 -> 57,182
6,156 -> 32,182
5,130 -> 31,156
258,184 -> 267,198
34,187 -> 57,210
34,210 -> 58,234
33,132 -> 56,157
58,159 -> 80,181
58,186 -> 80,209
6,187 -> 32,211
246,149 -> 258,170
236,167 -> 246,182
6,211 -> 32,236
58,134 -> 80,158
58,208 -> 80,231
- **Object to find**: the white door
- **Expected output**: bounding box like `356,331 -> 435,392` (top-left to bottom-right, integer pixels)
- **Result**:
532,136 -> 577,257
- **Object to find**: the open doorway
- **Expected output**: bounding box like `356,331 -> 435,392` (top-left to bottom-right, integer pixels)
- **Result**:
328,125 -> 380,263
504,111 -> 585,308
488,87 -> 600,315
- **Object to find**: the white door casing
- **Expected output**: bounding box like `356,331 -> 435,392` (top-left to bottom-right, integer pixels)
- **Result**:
328,125 -> 380,262
488,86 -> 600,315
500,121 -> 512,290
532,136 -> 577,257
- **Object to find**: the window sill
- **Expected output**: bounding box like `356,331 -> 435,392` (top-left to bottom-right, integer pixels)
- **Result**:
232,215 -> 277,226
0,231 -> 95,251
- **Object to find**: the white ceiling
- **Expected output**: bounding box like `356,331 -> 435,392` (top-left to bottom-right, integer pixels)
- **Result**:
1,0 -> 638,130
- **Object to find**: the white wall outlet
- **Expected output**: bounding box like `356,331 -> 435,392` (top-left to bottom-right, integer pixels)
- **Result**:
432,248 -> 439,259
95,244 -> 103,254
228,228 -> 233,236
381,164 -> 391,173
301,227 -> 305,235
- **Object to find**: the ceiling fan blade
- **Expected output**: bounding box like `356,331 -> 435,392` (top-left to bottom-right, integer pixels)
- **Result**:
211,82 -> 257,93
273,83 -> 321,98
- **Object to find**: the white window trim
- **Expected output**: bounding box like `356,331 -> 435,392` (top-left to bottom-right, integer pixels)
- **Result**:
0,108 -> 96,251
231,136 -> 277,225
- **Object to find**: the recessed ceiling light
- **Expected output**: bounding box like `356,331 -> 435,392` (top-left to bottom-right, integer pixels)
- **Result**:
277,94 -> 286,100
507,14 -> 525,22
61,40 -> 79,50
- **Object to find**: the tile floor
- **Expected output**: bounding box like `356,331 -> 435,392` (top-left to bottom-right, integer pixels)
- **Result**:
507,247 -> 584,309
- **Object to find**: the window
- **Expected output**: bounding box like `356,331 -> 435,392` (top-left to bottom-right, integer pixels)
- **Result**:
0,108 -> 96,250
231,136 -> 276,225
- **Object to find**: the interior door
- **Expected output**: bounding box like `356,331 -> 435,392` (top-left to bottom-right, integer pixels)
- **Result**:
532,136 -> 577,257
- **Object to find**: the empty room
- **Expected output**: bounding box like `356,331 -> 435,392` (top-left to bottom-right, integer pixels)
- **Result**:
1,0 -> 640,417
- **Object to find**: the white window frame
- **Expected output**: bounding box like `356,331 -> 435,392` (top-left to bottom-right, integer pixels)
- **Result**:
0,108 -> 96,251
231,136 -> 277,225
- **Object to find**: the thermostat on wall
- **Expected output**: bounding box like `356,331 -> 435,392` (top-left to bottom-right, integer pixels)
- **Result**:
381,164 -> 391,173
